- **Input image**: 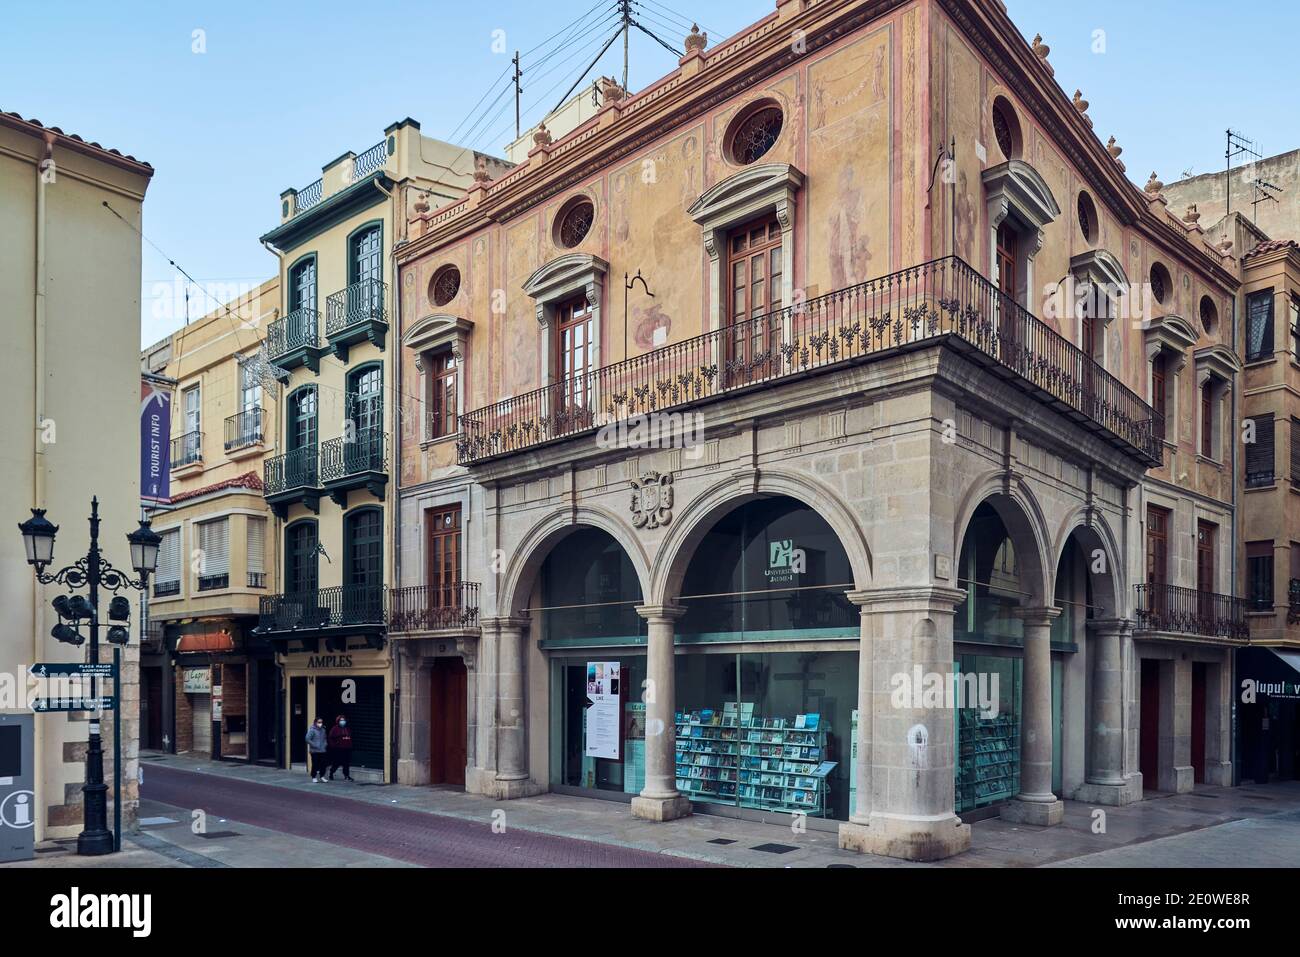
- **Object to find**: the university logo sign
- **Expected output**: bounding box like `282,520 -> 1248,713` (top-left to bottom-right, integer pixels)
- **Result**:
767,540 -> 806,583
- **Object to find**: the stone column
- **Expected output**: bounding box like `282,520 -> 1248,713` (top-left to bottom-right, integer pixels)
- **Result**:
1075,618 -> 1140,805
631,604 -> 691,822
474,617 -> 539,800
838,586 -> 971,861
1002,606 -> 1063,826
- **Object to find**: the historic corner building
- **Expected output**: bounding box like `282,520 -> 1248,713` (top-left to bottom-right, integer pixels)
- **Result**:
138,281 -> 282,765
391,0 -> 1253,860
251,119 -> 511,783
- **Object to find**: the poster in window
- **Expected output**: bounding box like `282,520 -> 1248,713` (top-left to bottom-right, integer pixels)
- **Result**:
584,662 -> 621,760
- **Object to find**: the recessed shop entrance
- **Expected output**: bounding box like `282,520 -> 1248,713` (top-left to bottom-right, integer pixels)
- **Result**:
430,657 -> 467,787
1140,659 -> 1160,788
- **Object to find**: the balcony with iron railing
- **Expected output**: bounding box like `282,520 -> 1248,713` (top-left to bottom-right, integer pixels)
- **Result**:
171,430 -> 203,470
389,582 -> 481,634
1134,583 -> 1250,642
267,307 -> 324,373
325,278 -> 389,362
321,431 -> 388,506
457,255 -> 1163,468
264,445 -> 321,519
224,407 -> 265,454
140,619 -> 167,655
255,583 -> 388,639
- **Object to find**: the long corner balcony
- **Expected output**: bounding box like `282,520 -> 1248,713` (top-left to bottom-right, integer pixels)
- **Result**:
1134,583 -> 1250,642
264,445 -> 321,519
256,584 -> 387,642
267,307 -> 324,373
325,278 -> 389,361
457,256 -> 1163,467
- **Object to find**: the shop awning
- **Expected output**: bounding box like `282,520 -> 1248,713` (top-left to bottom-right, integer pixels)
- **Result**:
176,631 -> 236,653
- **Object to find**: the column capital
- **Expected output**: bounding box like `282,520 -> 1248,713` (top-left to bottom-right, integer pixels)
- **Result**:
1086,617 -> 1133,637
1012,605 -> 1062,625
481,616 -> 531,635
845,585 -> 967,613
636,603 -> 687,622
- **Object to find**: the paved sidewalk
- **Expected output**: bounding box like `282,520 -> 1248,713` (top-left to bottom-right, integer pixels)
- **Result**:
113,751 -> 1300,868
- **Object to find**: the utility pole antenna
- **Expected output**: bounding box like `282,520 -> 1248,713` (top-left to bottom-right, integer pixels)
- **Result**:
551,0 -> 683,116
621,0 -> 631,95
1226,128 -> 1260,220
513,51 -> 523,139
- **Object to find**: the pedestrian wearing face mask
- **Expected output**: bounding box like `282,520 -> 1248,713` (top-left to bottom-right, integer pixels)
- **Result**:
305,717 -> 329,783
327,714 -> 354,781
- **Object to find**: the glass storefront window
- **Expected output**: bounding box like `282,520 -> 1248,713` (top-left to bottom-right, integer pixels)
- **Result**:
953,654 -> 1021,813
672,649 -> 857,822
679,497 -> 856,642
955,504 -> 1025,645
541,528 -> 645,647
551,654 -> 647,794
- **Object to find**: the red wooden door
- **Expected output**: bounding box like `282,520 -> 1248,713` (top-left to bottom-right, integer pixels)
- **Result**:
726,215 -> 784,385
1140,659 -> 1160,789
430,658 -> 468,787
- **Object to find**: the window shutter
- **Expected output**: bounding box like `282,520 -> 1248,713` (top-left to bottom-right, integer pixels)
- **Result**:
198,519 -> 230,575
158,529 -> 181,584
247,518 -> 265,574
1246,414 -> 1275,487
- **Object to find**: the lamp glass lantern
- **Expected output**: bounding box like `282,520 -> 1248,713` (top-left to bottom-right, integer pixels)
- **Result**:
127,519 -> 161,576
18,508 -> 58,568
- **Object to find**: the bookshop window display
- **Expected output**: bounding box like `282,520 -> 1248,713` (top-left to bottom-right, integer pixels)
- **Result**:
551,654 -> 649,796
674,650 -> 857,822
953,654 -> 1021,813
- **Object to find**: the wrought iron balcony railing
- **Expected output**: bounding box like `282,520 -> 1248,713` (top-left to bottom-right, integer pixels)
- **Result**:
257,584 -> 387,633
1134,582 -> 1249,641
326,279 -> 388,337
295,178 -> 323,215
264,445 -> 320,496
389,582 -> 481,633
320,432 -> 387,483
141,619 -> 166,654
457,255 -> 1163,466
171,430 -> 203,468
224,408 -> 264,451
353,140 -> 388,180
267,307 -> 321,362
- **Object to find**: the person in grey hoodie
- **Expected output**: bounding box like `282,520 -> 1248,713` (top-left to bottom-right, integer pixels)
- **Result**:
305,717 -> 329,783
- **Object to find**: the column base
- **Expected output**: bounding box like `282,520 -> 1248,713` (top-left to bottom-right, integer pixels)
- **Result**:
631,794 -> 693,822
837,814 -> 971,861
465,768 -> 544,800
1000,796 -> 1063,826
1158,766 -> 1194,794
1204,761 -> 1232,787
1073,776 -> 1142,806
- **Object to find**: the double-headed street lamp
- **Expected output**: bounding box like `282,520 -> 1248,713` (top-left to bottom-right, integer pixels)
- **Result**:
17,497 -> 160,856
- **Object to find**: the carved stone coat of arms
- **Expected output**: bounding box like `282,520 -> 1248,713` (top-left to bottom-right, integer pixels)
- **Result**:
630,471 -> 674,529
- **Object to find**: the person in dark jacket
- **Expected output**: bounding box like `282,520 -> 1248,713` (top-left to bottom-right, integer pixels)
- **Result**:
305,718 -> 328,783
327,714 -> 354,781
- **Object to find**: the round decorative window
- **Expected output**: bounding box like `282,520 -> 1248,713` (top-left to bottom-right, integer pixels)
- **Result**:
429,265 -> 461,307
728,103 -> 784,166
1149,262 -> 1171,305
991,96 -> 1021,160
556,198 -> 595,249
1199,295 -> 1218,335
1077,191 -> 1098,244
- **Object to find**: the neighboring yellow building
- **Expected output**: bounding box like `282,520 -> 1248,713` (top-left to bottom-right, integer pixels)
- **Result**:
1,110 -> 153,840
139,278 -> 282,765
254,119 -> 508,782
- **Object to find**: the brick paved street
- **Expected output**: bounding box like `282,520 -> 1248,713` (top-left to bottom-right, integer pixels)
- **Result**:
141,764 -> 709,868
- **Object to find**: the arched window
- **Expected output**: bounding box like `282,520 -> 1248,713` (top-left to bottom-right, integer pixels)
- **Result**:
287,386 -> 317,451
346,364 -> 383,438
285,520 -> 319,596
289,257 -> 316,313
541,528 -> 643,641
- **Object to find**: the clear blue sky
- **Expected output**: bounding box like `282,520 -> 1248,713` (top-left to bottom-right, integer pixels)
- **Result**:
3,1 -> 1295,345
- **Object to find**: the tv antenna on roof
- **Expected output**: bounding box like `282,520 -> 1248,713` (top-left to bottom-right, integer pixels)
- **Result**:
1226,129 -> 1262,219
1251,178 -> 1283,224
551,0 -> 684,116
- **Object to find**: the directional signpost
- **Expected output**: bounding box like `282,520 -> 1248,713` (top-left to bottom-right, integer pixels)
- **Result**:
32,696 -> 116,713
29,662 -> 117,679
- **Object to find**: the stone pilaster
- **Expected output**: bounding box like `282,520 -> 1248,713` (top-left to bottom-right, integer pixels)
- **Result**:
631,604 -> 691,822
838,586 -> 972,861
1001,606 -> 1064,826
469,617 -> 542,800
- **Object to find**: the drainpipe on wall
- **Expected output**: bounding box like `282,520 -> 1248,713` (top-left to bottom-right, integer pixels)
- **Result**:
260,237 -> 287,767
1230,280 -> 1241,786
31,133 -> 53,842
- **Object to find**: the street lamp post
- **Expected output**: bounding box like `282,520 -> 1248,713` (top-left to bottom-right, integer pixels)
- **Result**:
17,497 -> 160,856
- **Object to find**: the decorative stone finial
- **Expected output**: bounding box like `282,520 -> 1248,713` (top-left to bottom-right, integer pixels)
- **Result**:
533,123 -> 553,148
473,155 -> 492,185
1106,136 -> 1126,173
1072,90 -> 1092,128
598,76 -> 625,104
1032,34 -> 1054,75
1185,203 -> 1200,225
1145,171 -> 1164,196
1218,237 -> 1234,255
413,192 -> 430,214
685,23 -> 708,54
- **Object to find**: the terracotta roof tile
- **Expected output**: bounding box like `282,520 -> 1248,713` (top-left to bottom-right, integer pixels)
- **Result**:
1,108 -> 152,168
165,472 -> 263,505
1243,238 -> 1300,260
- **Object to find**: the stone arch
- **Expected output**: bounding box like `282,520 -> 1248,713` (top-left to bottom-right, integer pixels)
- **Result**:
1052,509 -> 1124,620
496,505 -> 650,618
952,472 -> 1053,607
650,468 -> 871,606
